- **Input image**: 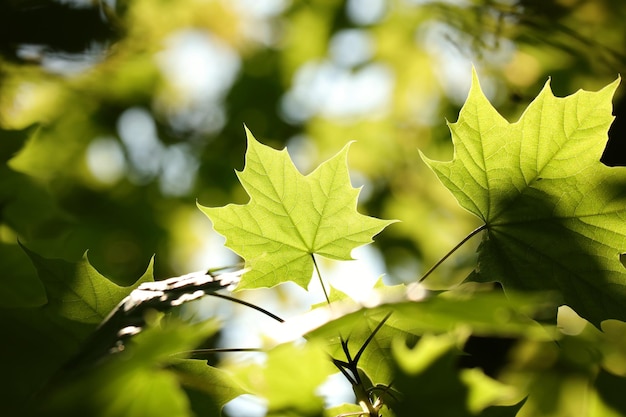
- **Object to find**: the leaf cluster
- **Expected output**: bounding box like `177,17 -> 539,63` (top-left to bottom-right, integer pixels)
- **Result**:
4,72 -> 626,417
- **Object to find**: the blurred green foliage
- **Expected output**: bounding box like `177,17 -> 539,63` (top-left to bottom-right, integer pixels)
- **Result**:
2,0 -> 624,284
3,0 -> 626,416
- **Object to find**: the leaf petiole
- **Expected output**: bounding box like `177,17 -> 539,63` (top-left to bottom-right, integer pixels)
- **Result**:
312,253 -> 331,305
208,292 -> 285,323
418,224 -> 486,283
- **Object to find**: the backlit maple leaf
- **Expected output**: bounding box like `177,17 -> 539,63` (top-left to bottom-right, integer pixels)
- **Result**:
199,128 -> 395,290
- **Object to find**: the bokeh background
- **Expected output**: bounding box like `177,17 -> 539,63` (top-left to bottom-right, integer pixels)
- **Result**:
4,0 -> 625,287
2,0 -> 626,415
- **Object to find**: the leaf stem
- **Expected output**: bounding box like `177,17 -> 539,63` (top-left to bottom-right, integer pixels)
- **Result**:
353,311 -> 392,365
418,224 -> 487,284
176,347 -> 264,358
311,254 -> 331,305
208,293 -> 285,323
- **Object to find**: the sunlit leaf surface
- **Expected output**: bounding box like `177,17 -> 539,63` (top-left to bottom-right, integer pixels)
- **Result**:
423,73 -> 625,326
200,128 -> 395,290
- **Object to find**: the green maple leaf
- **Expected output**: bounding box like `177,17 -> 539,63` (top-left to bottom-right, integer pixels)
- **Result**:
22,244 -> 154,323
390,333 -> 522,417
40,319 -> 230,417
199,128 -> 395,290
0,246 -> 154,413
306,291 -> 552,386
422,71 -> 625,326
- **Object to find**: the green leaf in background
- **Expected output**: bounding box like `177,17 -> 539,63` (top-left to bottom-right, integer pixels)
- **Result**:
303,290 -> 555,386
594,369 -> 626,416
231,341 -> 335,416
0,306 -> 93,415
199,128 -> 395,290
22,245 -> 154,324
0,243 -> 45,307
505,316 -> 626,417
390,333 -> 522,417
422,71 -> 625,326
0,125 -> 56,308
390,333 -> 473,417
37,318 -> 234,417
324,403 -> 365,417
169,360 -> 247,416
0,247 -> 155,415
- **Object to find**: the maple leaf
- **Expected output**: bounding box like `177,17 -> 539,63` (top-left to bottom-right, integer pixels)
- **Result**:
22,245 -> 154,324
199,128 -> 395,290
422,71 -> 625,326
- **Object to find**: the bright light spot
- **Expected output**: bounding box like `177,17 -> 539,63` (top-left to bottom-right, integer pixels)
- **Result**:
281,61 -> 394,122
116,107 -> 203,194
223,394 -> 268,417
156,30 -> 240,133
166,103 -> 226,135
117,107 -> 163,182
329,30 -> 373,68
185,213 -> 240,271
158,30 -> 240,102
232,0 -> 287,45
16,44 -> 106,75
159,143 -> 199,196
286,134 -> 318,173
233,0 -> 289,18
326,245 -> 387,303
318,372 -> 355,408
346,0 -> 387,25
405,282 -> 427,301
272,304 -> 334,344
85,137 -> 126,184
418,21 -> 514,104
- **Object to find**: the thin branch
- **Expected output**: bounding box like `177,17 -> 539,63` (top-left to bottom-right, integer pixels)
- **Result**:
418,224 -> 487,284
184,347 -> 263,353
208,292 -> 285,323
176,347 -> 265,360
206,262 -> 245,276
341,336 -> 353,363
332,358 -> 359,386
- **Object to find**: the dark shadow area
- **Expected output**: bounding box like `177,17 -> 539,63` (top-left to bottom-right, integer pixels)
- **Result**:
459,335 -> 517,378
0,0 -> 119,63
602,93 -> 626,166
468,179 -> 626,327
